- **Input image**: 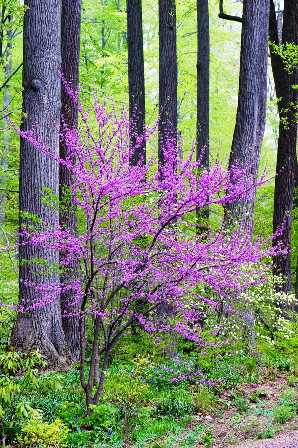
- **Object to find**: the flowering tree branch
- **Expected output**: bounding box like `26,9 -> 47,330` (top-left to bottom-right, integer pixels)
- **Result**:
11,97 -> 280,410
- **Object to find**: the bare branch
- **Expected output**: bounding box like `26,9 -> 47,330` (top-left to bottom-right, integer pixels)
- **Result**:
218,0 -> 243,23
0,62 -> 22,92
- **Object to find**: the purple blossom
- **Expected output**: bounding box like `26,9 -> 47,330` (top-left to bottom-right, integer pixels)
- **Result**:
9,101 -> 280,353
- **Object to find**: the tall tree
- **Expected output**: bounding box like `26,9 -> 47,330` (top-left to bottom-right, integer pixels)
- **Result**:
60,0 -> 82,360
158,0 -> 177,169
269,0 -> 298,292
224,0 -> 270,235
127,0 -> 146,166
11,0 -> 67,367
196,0 -> 209,230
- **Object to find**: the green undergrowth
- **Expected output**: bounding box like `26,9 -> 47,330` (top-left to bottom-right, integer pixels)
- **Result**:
0,330 -> 297,447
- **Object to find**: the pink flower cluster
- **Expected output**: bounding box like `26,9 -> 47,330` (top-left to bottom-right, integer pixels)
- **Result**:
16,102 -> 277,344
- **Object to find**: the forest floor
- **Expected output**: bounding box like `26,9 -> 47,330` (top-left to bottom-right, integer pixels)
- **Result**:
183,375 -> 298,448
231,430 -> 298,448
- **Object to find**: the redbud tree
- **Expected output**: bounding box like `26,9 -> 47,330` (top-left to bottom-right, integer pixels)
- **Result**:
17,102 -> 274,408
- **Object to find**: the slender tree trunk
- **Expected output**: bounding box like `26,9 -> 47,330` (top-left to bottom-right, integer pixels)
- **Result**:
127,0 -> 146,166
101,0 -> 106,49
11,0 -> 67,368
60,0 -> 82,362
158,0 -> 177,169
224,0 -> 270,236
270,0 -> 298,293
0,18 -> 12,224
196,0 -> 209,231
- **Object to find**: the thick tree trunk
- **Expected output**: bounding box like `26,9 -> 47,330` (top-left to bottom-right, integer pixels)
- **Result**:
11,0 -> 67,368
158,0 -> 177,168
60,0 -> 82,362
196,0 -> 209,230
270,0 -> 298,292
295,166 -> 298,303
224,0 -> 270,236
127,0 -> 146,166
157,0 -> 177,319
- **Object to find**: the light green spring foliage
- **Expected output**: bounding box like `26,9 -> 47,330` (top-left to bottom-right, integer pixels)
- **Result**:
80,0 -> 128,104
0,352 -> 67,448
79,0 -> 277,243
0,0 -> 24,228
0,0 -> 291,282
1,0 -> 278,227
270,42 -> 298,74
80,0 -> 276,167
18,411 -> 69,448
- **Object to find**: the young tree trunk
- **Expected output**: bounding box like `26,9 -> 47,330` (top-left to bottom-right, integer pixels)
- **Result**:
269,0 -> 298,292
60,0 -> 82,362
224,0 -> 270,236
11,0 -> 67,368
101,0 -> 107,49
158,0 -> 177,168
127,0 -> 146,166
196,0 -> 209,231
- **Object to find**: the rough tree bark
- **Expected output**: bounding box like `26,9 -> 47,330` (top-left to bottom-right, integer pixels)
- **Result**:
224,0 -> 270,236
158,0 -> 177,168
157,0 -> 177,320
127,0 -> 146,166
220,0 -> 270,352
269,0 -> 298,292
11,0 -> 67,368
60,0 -> 82,361
196,0 -> 210,230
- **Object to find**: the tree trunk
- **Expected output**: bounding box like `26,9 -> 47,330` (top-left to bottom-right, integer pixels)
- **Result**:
196,0 -> 210,231
101,0 -> 107,49
158,0 -> 177,169
11,0 -> 67,368
127,0 -> 146,166
224,0 -> 270,236
270,0 -> 298,292
295,165 -> 298,304
60,0 -> 82,362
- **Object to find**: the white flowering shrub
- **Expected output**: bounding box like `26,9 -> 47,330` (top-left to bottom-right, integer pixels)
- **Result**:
239,276 -> 296,344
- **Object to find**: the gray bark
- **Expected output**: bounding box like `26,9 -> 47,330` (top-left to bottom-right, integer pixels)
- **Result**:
224,0 -> 270,236
127,0 -> 146,166
270,0 -> 298,293
60,0 -> 82,362
158,0 -> 177,169
196,0 -> 210,231
11,0 -> 67,368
